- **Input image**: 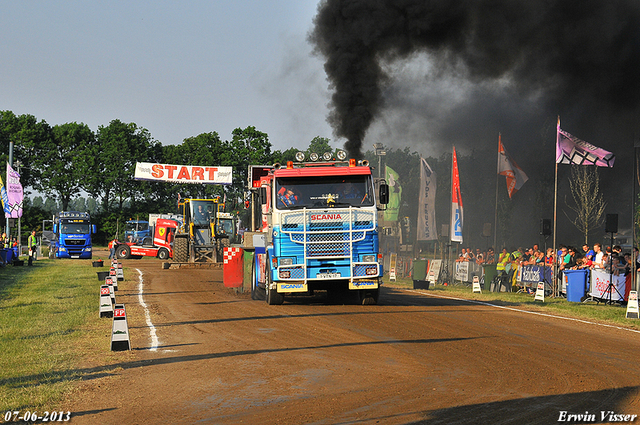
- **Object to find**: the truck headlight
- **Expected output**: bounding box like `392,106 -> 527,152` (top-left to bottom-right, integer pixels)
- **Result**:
279,270 -> 291,279
280,258 -> 294,266
362,255 -> 376,263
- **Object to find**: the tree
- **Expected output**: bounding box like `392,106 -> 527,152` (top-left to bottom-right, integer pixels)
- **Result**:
0,111 -> 52,190
92,120 -> 160,212
222,127 -> 273,210
31,122 -> 95,210
306,136 -> 334,157
564,165 -> 606,244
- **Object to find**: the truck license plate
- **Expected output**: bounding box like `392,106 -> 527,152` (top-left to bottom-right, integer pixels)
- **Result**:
317,273 -> 341,279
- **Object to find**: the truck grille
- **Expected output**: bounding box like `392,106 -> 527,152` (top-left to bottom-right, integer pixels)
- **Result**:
65,239 -> 85,246
281,209 -> 374,259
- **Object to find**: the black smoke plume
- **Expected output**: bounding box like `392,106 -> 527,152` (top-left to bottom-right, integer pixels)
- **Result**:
310,0 -> 640,158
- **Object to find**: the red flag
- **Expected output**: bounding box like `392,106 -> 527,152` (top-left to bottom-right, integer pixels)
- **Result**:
450,147 -> 463,243
497,135 -> 529,198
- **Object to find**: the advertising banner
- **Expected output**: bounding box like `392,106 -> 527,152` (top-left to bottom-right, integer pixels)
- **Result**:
518,265 -> 553,286
5,162 -> 23,218
589,269 -> 626,301
417,157 -> 437,241
384,165 -> 402,222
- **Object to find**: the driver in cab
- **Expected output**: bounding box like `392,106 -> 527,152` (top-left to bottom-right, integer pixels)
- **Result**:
278,187 -> 298,207
195,204 -> 210,223
341,182 -> 361,201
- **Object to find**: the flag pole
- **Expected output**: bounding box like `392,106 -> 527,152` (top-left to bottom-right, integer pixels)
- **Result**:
494,133 -> 500,252
552,116 -> 559,297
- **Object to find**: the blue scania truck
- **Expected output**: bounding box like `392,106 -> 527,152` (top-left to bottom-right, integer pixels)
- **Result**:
248,151 -> 389,305
53,211 -> 97,259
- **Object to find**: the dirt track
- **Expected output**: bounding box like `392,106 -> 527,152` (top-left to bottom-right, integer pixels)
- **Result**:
66,254 -> 640,424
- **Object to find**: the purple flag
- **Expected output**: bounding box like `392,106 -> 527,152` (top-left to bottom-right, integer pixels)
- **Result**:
556,124 -> 614,167
6,162 -> 23,218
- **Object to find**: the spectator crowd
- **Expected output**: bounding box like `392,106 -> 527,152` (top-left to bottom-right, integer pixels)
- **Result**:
454,243 -> 640,293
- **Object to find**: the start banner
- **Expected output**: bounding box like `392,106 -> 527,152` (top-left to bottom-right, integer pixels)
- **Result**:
134,162 -> 232,185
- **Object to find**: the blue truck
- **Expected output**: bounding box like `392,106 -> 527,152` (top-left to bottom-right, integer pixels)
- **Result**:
124,219 -> 150,244
52,211 -> 97,259
248,151 -> 389,305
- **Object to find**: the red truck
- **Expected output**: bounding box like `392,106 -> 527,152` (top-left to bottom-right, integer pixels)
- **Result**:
114,218 -> 178,260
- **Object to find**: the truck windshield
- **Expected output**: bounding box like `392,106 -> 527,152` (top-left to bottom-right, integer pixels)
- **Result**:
125,222 -> 149,233
219,219 -> 234,234
191,201 -> 215,226
275,175 -> 374,209
60,223 -> 90,234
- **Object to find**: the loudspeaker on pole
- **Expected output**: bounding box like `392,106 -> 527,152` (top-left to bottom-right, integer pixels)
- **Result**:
540,219 -> 552,236
482,223 -> 492,238
605,214 -> 618,234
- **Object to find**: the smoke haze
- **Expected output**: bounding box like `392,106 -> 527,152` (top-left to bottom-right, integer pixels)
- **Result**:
310,0 -> 640,158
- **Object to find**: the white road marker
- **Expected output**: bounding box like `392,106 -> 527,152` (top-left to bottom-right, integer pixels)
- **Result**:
137,268 -> 159,351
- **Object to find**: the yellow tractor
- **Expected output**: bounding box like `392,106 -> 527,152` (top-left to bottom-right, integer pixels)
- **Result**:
173,198 -> 230,262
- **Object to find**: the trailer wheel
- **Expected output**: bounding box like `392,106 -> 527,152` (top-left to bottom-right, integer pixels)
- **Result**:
157,248 -> 169,260
115,244 -> 130,260
265,260 -> 284,305
174,236 -> 188,263
251,258 -> 265,300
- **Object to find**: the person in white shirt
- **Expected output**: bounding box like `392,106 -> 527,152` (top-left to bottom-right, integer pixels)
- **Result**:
592,243 -> 604,269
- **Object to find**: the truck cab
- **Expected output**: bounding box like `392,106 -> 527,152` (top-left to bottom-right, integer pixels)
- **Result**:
53,211 -> 97,259
124,219 -> 150,244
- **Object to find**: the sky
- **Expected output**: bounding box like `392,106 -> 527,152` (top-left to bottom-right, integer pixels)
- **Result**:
1,1 -> 337,152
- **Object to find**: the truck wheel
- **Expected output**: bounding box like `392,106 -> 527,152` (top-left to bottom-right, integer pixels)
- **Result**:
157,248 -> 169,260
115,244 -> 130,260
251,259 -> 265,300
265,261 -> 284,305
358,288 -> 379,305
174,236 -> 188,263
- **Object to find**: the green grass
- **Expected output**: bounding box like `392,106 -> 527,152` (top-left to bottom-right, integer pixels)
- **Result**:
385,274 -> 640,330
0,258 -> 118,411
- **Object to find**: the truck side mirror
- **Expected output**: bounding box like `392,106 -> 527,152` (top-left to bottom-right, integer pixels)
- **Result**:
92,225 -> 97,234
379,183 -> 389,205
259,187 -> 268,205
53,224 -> 58,233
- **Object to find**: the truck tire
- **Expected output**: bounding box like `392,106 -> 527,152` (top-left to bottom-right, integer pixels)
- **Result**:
115,244 -> 130,260
265,260 -> 284,305
174,236 -> 189,263
358,288 -> 379,305
251,258 -> 265,300
157,248 -> 169,260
